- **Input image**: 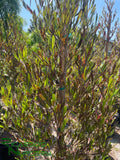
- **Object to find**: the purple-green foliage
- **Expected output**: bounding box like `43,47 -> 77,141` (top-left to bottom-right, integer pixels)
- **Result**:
0,0 -> 120,160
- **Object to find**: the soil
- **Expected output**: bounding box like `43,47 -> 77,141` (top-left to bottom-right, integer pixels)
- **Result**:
109,125 -> 120,160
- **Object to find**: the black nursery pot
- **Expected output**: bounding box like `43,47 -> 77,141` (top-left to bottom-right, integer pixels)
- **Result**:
117,109 -> 120,124
0,143 -> 20,160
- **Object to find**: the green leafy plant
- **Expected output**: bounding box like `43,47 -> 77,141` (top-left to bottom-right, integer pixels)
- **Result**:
0,0 -> 120,160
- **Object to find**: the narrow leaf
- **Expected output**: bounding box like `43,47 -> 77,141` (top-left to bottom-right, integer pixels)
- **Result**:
52,35 -> 55,49
39,94 -> 46,101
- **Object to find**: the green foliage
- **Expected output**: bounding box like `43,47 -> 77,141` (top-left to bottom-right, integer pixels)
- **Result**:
0,0 -> 21,41
0,0 -> 20,17
0,0 -> 120,160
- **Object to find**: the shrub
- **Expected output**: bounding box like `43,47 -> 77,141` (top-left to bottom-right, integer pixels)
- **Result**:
0,0 -> 120,159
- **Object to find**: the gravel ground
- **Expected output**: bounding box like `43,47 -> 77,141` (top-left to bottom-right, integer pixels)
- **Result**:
109,125 -> 120,160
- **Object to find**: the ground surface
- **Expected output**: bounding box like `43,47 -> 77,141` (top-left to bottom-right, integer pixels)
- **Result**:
109,125 -> 120,160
